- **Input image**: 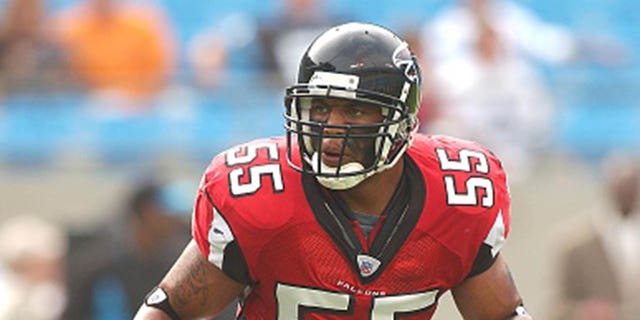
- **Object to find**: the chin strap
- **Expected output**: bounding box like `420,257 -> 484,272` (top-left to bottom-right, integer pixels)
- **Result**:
311,153 -> 380,190
316,168 -> 373,190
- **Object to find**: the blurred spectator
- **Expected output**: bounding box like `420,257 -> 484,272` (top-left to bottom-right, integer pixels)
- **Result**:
63,180 -> 195,319
424,3 -> 554,180
53,0 -> 176,103
257,0 -> 347,84
187,27 -> 228,91
421,0 -> 629,179
185,11 -> 264,98
422,0 -> 627,67
555,154 -> 640,320
0,215 -> 68,320
0,0 -> 69,96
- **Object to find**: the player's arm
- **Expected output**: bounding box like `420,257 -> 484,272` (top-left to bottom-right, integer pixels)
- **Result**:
134,240 -> 246,320
451,254 -> 532,320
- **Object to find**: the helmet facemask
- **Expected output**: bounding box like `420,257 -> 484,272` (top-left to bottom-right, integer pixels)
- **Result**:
285,83 -> 417,190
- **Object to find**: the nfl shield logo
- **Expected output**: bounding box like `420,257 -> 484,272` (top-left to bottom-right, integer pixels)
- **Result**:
360,261 -> 373,274
356,254 -> 381,277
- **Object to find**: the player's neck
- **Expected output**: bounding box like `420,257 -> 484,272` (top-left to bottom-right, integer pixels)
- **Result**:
335,159 -> 405,216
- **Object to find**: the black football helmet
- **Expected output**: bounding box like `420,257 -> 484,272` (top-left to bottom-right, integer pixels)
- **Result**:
284,22 -> 422,190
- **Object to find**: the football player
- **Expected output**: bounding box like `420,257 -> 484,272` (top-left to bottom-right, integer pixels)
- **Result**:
135,22 -> 532,320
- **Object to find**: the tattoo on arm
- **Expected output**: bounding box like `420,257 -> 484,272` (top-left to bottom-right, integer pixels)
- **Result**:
174,259 -> 212,308
162,242 -> 217,312
157,241 -> 245,318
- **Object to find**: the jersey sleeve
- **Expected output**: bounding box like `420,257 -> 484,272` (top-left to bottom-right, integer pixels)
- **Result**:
191,157 -> 252,285
417,135 -> 512,283
459,144 -> 512,279
190,137 -> 294,285
465,201 -> 510,278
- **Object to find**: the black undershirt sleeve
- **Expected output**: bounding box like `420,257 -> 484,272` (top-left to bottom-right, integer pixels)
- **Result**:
221,240 -> 252,285
204,191 -> 252,285
466,243 -> 498,279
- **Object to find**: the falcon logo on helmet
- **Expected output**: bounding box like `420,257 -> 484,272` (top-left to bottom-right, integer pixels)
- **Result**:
393,42 -> 420,84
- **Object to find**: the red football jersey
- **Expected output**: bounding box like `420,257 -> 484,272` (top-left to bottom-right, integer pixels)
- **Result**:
192,134 -> 511,319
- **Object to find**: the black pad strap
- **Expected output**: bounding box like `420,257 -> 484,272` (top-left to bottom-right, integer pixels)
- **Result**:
511,304 -> 529,317
144,286 -> 181,320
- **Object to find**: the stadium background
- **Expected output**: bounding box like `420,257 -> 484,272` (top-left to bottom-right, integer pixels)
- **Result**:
0,0 -> 638,318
